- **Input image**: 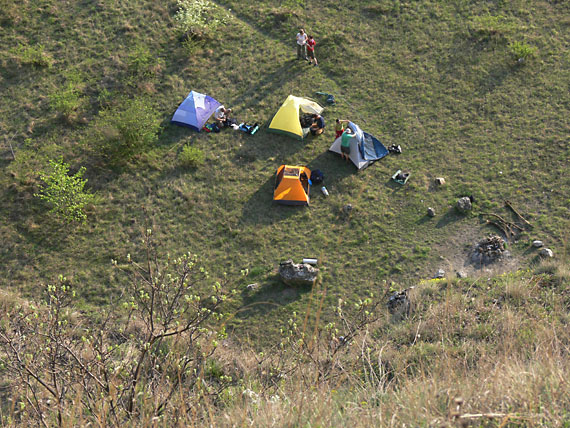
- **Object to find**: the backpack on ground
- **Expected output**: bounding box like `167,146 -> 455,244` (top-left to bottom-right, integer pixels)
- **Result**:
310,169 -> 324,185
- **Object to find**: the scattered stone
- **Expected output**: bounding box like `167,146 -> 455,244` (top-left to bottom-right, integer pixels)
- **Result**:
456,197 -> 472,213
387,287 -> 414,317
539,248 -> 553,258
434,269 -> 445,279
427,207 -> 436,217
435,177 -> 446,185
471,235 -> 506,264
343,204 -> 353,215
278,259 -> 318,287
456,270 -> 467,279
532,240 -> 544,248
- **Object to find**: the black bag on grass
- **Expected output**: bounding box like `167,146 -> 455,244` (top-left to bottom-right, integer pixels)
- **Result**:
310,169 -> 324,185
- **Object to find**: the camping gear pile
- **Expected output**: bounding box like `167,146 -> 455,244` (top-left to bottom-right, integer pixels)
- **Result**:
392,170 -> 410,185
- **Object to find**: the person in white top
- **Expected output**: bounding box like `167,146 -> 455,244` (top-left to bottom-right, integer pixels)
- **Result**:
214,105 -> 231,128
296,29 -> 308,60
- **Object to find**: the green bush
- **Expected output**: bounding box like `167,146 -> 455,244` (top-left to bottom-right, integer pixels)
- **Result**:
179,144 -> 205,167
508,41 -> 537,62
95,97 -> 161,161
174,0 -> 227,38
468,15 -> 520,40
34,157 -> 94,223
12,43 -> 53,68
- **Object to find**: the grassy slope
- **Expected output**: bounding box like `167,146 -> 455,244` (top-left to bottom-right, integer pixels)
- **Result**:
1,0 -> 569,345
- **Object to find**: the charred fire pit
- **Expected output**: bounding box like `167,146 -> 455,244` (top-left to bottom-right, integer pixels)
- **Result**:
470,235 -> 507,265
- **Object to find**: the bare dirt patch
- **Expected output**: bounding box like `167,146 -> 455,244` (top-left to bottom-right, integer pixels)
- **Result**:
433,223 -> 522,279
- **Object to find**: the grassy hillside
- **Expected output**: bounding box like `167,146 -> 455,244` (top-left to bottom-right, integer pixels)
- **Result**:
1,0 -> 569,351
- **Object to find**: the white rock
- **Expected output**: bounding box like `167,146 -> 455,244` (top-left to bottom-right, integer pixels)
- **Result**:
539,248 -> 553,258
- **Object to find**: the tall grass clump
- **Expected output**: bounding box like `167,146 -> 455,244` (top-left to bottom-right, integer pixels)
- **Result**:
49,71 -> 84,122
126,44 -> 163,79
94,97 -> 161,162
508,41 -> 537,63
468,14 -> 521,41
11,43 -> 53,68
179,144 -> 205,167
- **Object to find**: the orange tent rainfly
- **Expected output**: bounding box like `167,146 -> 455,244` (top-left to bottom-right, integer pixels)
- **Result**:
273,165 -> 311,206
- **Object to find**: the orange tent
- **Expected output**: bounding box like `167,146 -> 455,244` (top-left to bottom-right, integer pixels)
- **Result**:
273,165 -> 311,206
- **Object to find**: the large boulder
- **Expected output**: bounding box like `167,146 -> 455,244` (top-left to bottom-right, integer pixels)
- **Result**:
456,197 -> 472,213
279,259 -> 318,287
387,287 -> 414,318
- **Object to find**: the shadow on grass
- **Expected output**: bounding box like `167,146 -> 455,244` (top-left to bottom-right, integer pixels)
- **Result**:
236,276 -> 311,320
233,59 -> 307,112
306,150 -> 358,185
436,207 -> 466,229
239,175 -> 300,226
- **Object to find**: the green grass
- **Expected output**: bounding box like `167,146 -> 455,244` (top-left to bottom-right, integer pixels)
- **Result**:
1,0 -> 569,346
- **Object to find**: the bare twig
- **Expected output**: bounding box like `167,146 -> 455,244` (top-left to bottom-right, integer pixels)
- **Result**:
4,132 -> 17,160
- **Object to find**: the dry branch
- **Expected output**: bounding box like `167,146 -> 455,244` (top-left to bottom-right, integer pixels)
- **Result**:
504,200 -> 532,228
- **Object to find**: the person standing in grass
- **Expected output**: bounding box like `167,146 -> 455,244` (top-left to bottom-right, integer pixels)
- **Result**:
335,119 -> 349,139
296,29 -> 308,60
340,127 -> 355,162
306,35 -> 318,66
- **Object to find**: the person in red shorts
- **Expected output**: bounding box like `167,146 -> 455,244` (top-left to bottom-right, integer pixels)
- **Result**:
335,119 -> 349,139
306,35 -> 318,66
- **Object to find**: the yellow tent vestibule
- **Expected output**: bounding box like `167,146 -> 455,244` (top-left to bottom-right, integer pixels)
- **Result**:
268,95 -> 323,140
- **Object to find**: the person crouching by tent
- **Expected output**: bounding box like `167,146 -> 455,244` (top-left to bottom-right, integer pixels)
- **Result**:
214,105 -> 232,128
335,119 -> 349,139
310,113 -> 325,136
306,35 -> 318,66
340,127 -> 355,162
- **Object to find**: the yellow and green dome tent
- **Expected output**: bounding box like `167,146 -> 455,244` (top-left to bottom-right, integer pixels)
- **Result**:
268,95 -> 324,140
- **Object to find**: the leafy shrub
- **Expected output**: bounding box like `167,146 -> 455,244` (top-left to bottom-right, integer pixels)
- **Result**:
174,0 -> 227,38
179,144 -> 205,167
34,157 -> 94,223
49,71 -> 84,120
95,97 -> 161,161
11,43 -> 53,68
508,41 -> 537,62
127,44 -> 163,78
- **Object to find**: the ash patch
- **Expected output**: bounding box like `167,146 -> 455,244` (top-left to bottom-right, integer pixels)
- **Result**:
470,235 -> 510,265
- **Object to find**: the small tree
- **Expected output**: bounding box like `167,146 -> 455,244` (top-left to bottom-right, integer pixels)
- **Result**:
35,157 -> 94,223
95,97 -> 161,161
0,230 -> 234,425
